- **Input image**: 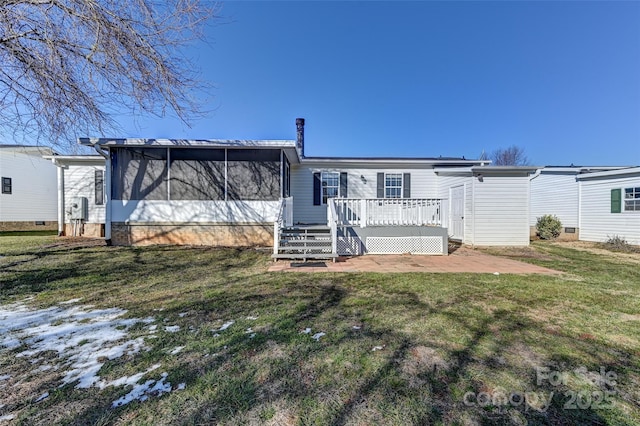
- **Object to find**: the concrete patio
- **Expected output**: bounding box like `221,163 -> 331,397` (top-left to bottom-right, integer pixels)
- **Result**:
268,246 -> 561,274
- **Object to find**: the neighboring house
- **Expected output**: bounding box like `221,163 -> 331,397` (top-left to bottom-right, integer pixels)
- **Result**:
529,166 -> 624,240
0,145 -> 58,231
79,119 -> 539,256
43,155 -> 106,237
577,167 -> 640,245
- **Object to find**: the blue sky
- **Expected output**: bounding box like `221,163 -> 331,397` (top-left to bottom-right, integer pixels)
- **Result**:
119,1 -> 640,166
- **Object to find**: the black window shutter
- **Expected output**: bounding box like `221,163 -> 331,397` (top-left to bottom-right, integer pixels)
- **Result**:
611,188 -> 621,213
340,172 -> 348,198
313,172 -> 321,205
377,173 -> 384,198
403,173 -> 411,198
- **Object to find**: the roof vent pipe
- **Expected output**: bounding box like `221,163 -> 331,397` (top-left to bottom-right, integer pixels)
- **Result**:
296,118 -> 305,158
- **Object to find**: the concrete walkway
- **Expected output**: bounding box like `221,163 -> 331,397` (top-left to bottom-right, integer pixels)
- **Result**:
268,246 -> 561,274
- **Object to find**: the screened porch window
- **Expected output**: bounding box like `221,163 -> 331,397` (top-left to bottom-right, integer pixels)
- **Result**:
111,147 -> 281,201
169,148 -> 225,200
111,148 -> 167,200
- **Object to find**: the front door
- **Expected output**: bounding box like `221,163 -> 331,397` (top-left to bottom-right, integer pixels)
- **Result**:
450,185 -> 465,240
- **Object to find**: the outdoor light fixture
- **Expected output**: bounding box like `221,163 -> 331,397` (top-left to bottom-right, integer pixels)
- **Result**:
360,175 -> 367,184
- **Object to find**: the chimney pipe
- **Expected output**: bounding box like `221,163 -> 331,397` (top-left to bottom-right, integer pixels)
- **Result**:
295,118 -> 305,158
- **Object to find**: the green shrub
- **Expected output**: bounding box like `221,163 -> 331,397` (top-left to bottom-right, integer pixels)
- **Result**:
536,214 -> 562,240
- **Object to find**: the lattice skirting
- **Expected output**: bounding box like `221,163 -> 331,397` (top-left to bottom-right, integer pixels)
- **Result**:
365,236 -> 444,255
337,235 -> 363,255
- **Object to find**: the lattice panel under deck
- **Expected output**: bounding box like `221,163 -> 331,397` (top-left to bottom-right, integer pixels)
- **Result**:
365,236 -> 444,255
337,236 -> 362,255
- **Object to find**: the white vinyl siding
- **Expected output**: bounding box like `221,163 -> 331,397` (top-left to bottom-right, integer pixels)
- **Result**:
290,164 -> 439,224
579,174 -> 640,245
64,164 -> 106,224
472,175 -> 530,246
0,148 -> 57,222
530,172 -> 579,227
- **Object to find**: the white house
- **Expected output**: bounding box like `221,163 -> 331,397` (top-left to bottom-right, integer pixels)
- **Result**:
0,145 -> 58,231
577,167 -> 640,245
529,166 -> 624,240
78,118 -> 539,257
43,155 -> 106,237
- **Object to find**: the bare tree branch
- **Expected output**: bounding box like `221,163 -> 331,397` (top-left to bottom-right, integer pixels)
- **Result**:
490,145 -> 530,166
0,0 -> 218,151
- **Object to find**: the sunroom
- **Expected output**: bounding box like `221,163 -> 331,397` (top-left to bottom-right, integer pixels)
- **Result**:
80,138 -> 297,246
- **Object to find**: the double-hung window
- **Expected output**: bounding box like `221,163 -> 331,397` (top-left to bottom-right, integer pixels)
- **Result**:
1,177 -> 11,194
376,172 -> 410,198
385,173 -> 403,198
313,171 -> 347,205
321,172 -> 340,204
624,187 -> 640,211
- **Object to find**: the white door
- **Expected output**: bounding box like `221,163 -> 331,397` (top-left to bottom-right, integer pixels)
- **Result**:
450,186 -> 465,240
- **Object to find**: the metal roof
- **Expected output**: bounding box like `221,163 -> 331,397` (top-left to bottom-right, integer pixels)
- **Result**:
78,138 -> 297,148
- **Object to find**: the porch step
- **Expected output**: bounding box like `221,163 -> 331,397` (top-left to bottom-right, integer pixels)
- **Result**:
272,253 -> 338,260
274,225 -> 336,260
279,241 -> 332,247
280,233 -> 331,239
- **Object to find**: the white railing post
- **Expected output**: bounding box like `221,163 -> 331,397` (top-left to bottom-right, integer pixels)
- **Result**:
440,198 -> 448,229
360,199 -> 367,228
328,199 -> 338,257
285,196 -> 293,227
273,221 -> 279,256
273,199 -> 285,256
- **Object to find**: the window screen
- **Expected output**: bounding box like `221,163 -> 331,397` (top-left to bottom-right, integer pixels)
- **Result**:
111,148 -> 167,200
169,149 -> 225,200
226,149 -> 280,201
95,169 -> 104,205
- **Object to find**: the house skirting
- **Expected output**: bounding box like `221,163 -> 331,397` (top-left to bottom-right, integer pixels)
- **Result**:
110,222 -> 273,247
63,223 -> 105,238
0,221 -> 57,232
529,226 -> 579,241
338,226 -> 448,255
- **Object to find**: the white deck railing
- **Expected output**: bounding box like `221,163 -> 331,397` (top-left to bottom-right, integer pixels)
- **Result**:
273,197 -> 293,255
330,198 -> 446,227
327,198 -> 338,256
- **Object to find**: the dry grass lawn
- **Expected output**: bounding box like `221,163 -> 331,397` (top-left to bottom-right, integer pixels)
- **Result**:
0,236 -> 638,425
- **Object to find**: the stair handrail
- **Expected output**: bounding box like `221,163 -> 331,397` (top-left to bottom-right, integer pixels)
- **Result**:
273,198 -> 285,256
327,199 -> 338,257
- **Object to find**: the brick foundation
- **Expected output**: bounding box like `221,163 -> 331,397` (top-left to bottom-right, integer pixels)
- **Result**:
0,221 -> 57,232
63,223 -> 105,238
110,223 -> 273,247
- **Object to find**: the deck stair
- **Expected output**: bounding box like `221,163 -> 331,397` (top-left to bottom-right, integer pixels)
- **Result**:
272,225 -> 338,261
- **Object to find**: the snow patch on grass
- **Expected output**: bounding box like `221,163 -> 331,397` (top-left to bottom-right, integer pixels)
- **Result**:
35,392 -> 49,402
111,372 -> 172,407
312,332 -> 326,341
0,302 -> 155,389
